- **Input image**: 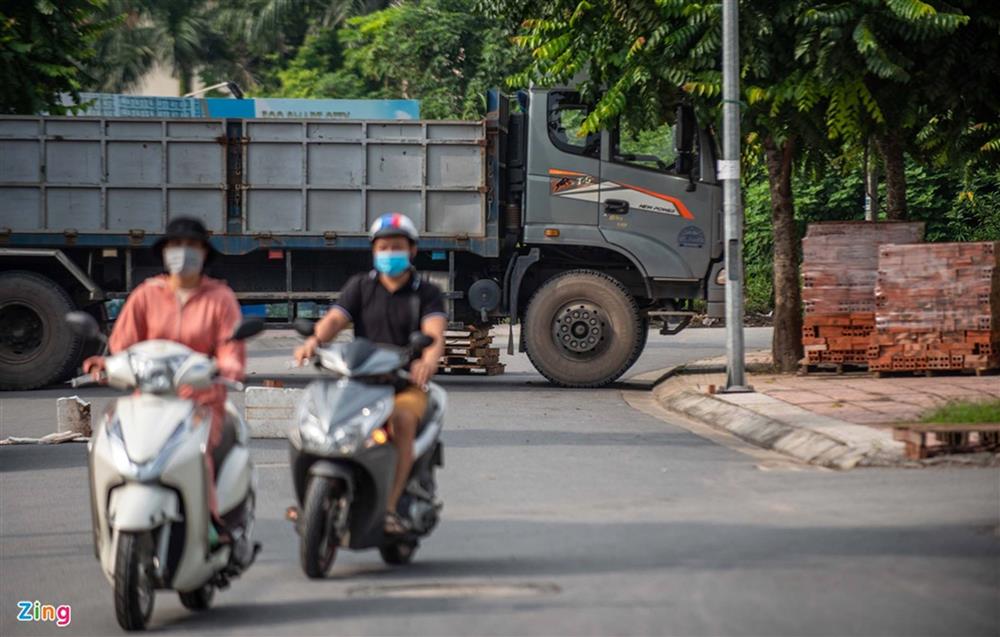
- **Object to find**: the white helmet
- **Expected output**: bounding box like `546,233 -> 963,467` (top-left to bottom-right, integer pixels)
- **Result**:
369,212 -> 419,242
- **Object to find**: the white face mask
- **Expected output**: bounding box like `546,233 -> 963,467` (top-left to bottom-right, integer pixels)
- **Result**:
163,246 -> 205,276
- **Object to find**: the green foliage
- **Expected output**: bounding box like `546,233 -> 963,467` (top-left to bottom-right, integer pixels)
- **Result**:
275,0 -> 528,119
921,399 -> 1000,424
742,161 -> 1000,312
0,0 -> 113,114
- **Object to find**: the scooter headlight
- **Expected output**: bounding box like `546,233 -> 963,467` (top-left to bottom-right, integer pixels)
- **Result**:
297,397 -> 391,456
300,412 -> 327,450
105,412 -> 195,482
332,424 -> 362,455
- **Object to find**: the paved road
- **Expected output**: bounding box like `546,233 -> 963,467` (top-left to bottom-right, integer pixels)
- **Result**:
2,327 -> 998,636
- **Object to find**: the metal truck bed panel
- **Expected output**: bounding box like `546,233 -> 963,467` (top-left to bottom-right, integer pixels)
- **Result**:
0,116 -> 487,239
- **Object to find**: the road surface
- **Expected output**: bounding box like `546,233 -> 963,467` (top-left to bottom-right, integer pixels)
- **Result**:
1,327 -> 997,636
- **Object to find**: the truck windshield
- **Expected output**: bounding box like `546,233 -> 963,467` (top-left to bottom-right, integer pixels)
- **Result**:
612,123 -> 680,173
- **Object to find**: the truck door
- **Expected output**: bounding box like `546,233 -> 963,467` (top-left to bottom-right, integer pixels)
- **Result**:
598,123 -> 715,282
525,90 -> 601,227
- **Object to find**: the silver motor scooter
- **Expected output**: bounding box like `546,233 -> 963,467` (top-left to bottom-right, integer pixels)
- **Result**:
66,312 -> 263,631
287,319 -> 445,577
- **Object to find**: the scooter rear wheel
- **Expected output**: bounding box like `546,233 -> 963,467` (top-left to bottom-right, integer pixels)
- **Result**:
114,531 -> 155,631
300,477 -> 341,579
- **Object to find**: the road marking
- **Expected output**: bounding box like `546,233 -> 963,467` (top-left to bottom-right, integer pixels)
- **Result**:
621,389 -> 826,472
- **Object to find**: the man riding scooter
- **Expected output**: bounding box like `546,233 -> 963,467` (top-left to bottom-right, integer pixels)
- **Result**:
294,212 -> 446,535
84,217 -> 245,545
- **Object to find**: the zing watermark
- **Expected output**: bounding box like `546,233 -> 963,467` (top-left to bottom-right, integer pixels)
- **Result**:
16,601 -> 72,628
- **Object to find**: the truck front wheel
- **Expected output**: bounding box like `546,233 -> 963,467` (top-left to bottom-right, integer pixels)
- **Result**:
524,270 -> 644,387
0,271 -> 85,390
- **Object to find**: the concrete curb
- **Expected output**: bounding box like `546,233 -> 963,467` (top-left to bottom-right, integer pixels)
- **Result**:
244,386 -> 302,438
651,369 -> 905,469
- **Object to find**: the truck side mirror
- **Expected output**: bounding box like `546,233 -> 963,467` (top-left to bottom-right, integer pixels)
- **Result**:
674,105 -> 696,175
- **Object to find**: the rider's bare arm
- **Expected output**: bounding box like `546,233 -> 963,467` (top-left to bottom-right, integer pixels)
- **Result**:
314,307 -> 351,344
411,314 -> 446,387
215,290 -> 247,381
421,314 -> 446,365
295,307 -> 351,365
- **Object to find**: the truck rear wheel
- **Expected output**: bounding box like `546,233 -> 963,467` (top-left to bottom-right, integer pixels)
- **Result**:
524,270 -> 643,387
0,271 -> 84,390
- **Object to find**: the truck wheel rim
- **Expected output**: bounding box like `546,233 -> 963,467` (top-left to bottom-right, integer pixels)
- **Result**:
551,302 -> 607,357
0,303 -> 44,364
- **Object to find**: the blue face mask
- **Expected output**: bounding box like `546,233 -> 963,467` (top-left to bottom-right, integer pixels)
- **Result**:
374,250 -> 410,276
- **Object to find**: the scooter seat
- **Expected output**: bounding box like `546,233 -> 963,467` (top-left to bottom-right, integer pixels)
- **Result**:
211,415 -> 239,470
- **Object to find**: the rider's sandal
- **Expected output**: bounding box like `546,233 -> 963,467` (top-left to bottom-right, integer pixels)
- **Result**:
384,511 -> 407,536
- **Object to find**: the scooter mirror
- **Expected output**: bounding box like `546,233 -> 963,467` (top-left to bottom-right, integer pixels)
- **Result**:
65,311 -> 100,340
231,317 -> 265,341
409,331 -> 434,358
292,318 -> 316,338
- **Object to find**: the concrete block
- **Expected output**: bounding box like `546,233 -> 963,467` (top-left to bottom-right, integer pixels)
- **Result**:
244,386 -> 304,438
56,396 -> 91,437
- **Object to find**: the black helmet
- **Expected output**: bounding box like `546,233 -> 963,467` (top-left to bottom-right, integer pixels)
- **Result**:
153,217 -> 218,264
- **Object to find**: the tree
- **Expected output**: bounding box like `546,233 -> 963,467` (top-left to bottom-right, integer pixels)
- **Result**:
496,0 -> 830,371
86,0 -> 218,94
0,0 -> 112,114
277,0 -> 529,119
794,1 -> 988,220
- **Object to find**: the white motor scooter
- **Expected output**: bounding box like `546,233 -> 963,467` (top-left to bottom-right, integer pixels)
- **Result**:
66,312 -> 263,631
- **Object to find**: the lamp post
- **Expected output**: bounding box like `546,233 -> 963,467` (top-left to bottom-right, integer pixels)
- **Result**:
721,0 -> 751,392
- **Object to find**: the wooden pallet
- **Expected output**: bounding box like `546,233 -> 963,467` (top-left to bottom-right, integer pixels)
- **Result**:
892,423 -> 1000,459
439,325 -> 504,376
441,352 -> 500,365
798,362 -> 869,376
871,367 -> 999,379
443,346 -> 496,358
440,363 -> 506,376
444,337 -> 495,349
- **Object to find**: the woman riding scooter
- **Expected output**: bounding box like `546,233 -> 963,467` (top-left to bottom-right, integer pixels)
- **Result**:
84,217 -> 245,544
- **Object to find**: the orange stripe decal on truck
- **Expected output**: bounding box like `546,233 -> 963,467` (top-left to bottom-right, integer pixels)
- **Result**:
617,182 -> 695,220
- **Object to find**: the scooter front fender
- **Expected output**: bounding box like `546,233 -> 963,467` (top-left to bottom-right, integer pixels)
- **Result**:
108,483 -> 181,531
309,460 -> 356,497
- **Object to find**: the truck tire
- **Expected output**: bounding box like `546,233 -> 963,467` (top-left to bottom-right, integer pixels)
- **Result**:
524,269 -> 643,387
0,271 -> 84,390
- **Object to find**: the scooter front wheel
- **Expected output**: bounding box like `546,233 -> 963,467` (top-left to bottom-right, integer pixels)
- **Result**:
114,531 -> 155,631
379,540 -> 418,565
300,477 -> 341,579
178,584 -> 214,611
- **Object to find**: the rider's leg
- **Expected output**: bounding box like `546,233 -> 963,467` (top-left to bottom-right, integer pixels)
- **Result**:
202,402 -> 225,532
386,386 -> 427,531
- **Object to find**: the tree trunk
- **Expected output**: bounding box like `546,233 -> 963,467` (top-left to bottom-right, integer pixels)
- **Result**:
763,135 -> 803,373
179,66 -> 192,96
875,132 -> 907,220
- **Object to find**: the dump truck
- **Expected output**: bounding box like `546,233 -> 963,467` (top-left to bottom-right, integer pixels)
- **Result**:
0,88 -> 725,390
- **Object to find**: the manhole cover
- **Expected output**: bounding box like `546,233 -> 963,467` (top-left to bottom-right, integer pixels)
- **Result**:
347,582 -> 560,599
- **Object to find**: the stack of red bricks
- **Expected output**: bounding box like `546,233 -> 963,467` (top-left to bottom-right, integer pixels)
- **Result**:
870,241 -> 999,373
801,222 -> 924,368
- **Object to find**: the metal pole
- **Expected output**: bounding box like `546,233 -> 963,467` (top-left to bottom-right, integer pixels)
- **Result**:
721,0 -> 750,392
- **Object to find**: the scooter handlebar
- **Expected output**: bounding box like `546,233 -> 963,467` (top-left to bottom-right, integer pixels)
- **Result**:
69,372 -> 104,388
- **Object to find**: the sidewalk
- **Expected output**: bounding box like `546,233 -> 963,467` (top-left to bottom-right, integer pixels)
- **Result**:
654,353 -> 1000,469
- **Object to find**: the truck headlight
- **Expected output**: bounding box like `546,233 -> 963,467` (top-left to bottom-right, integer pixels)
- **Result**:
716,268 -> 727,285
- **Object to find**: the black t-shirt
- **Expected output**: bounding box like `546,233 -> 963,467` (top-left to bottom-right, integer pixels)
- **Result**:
332,269 -> 446,347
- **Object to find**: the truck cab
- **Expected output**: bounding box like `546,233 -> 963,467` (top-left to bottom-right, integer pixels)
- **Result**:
497,87 -> 724,386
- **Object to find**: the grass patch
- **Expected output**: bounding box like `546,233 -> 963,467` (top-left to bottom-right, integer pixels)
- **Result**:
921,399 -> 1000,424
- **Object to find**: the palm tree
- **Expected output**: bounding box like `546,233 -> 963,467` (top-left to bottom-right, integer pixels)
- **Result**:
88,0 -> 211,95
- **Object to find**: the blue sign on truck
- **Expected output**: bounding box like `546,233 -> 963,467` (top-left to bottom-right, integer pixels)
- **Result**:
59,92 -> 420,120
